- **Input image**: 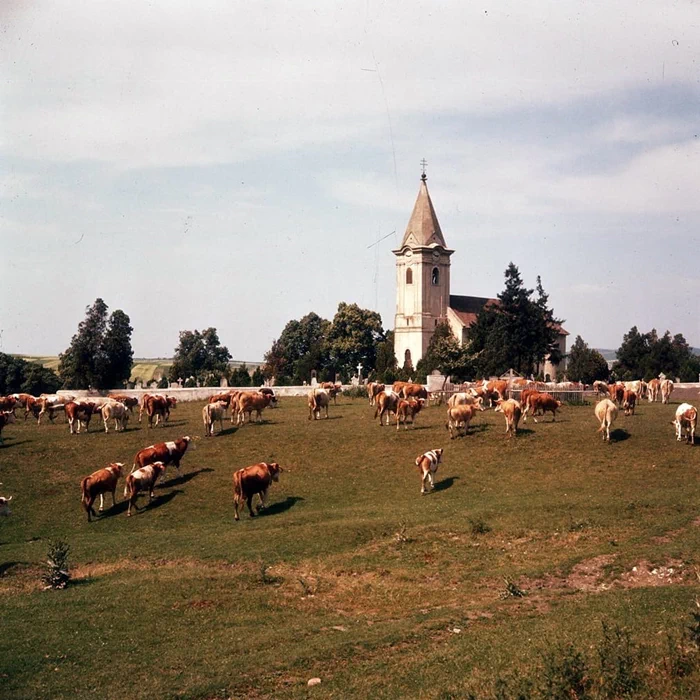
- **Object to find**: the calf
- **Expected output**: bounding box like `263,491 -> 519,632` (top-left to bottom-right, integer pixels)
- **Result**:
233,462 -> 283,520
124,462 -> 167,516
321,382 -> 342,404
0,411 -> 15,445
80,463 -> 123,521
209,391 -> 235,408
415,448 -> 444,494
529,393 -> 562,423
101,401 -> 129,432
307,389 -> 330,421
396,398 -> 424,430
144,395 -> 169,428
673,403 -> 697,444
65,401 -> 98,434
108,394 -> 139,413
494,399 -> 522,438
446,404 -> 476,439
622,390 -> 637,416
401,383 -> 428,401
132,436 -> 195,474
447,392 -> 484,411
647,378 -> 660,402
595,398 -> 618,442
375,390 -> 399,426
203,400 -> 227,437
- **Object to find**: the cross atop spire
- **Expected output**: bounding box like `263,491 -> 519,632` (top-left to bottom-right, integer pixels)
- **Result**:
420,158 -> 428,181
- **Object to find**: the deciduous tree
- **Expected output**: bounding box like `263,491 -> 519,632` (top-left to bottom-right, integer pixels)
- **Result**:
566,336 -> 609,384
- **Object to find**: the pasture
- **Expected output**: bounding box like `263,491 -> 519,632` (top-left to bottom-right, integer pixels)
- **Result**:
1,395 -> 700,698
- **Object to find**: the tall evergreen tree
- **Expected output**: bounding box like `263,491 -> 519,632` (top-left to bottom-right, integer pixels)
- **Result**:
98,310 -> 134,389
58,299 -> 109,389
468,263 -> 562,377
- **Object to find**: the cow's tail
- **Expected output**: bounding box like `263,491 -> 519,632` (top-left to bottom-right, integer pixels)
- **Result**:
80,477 -> 90,506
415,455 -> 422,467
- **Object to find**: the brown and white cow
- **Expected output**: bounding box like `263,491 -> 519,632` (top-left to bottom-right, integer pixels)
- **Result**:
401,383 -> 428,401
622,390 -> 637,416
415,449 -> 443,494
124,462 -> 167,516
203,400 -> 227,437
236,391 -> 275,425
307,388 -> 330,421
447,392 -> 484,411
494,399 -> 522,438
65,401 -> 98,434
528,393 -> 562,423
100,401 -> 129,432
0,396 -> 17,413
486,379 -> 509,402
375,390 -> 400,426
673,403 -> 697,444
367,382 -> 385,406
132,436 -> 195,474
396,398 -> 424,430
108,394 -> 139,414
321,382 -> 342,404
232,462 -> 283,520
661,379 -> 674,405
81,463 -> 123,521
446,404 -> 476,439
647,378 -> 661,402
595,398 -> 618,442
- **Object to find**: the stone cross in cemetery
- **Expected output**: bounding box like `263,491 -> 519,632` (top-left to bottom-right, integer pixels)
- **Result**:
356,363 -> 363,381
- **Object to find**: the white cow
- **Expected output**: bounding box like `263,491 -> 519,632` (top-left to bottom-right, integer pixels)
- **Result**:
673,403 -> 697,444
595,399 -> 618,442
101,401 -> 129,432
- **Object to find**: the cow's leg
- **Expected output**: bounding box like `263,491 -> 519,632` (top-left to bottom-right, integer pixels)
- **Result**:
99,493 -> 105,511
258,488 -> 269,511
233,496 -> 240,521
421,469 -> 428,494
246,495 -> 255,517
428,471 -> 434,490
111,487 -> 117,506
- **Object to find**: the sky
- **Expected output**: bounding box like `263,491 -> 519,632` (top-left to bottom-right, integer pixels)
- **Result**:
1,0 -> 699,361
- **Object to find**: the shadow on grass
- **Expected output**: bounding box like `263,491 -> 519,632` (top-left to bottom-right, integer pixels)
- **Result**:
159,467 -> 214,489
141,489 -> 183,512
309,415 -> 343,421
258,495 -> 304,517
610,428 -> 630,442
0,439 -> 32,449
216,426 -> 239,437
0,561 -> 25,577
92,501 -> 130,520
433,476 -> 459,492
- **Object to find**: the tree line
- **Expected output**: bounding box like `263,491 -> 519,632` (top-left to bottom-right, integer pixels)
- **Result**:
13,266 -> 699,391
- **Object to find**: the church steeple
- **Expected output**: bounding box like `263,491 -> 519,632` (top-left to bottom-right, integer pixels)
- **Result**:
398,173 -> 448,250
393,167 -> 454,368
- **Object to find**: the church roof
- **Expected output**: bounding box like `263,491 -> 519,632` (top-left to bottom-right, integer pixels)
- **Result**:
398,175 -> 448,250
449,294 -> 569,336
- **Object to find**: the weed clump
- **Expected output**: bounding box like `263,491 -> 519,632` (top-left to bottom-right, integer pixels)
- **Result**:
500,577 -> 526,599
469,518 -> 492,536
41,540 -> 71,590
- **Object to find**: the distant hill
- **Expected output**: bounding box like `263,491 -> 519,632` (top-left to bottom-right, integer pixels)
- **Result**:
19,355 -> 262,383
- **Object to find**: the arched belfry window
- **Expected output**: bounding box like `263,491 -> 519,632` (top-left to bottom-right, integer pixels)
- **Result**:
406,268 -> 413,285
432,267 -> 440,285
404,349 -> 412,365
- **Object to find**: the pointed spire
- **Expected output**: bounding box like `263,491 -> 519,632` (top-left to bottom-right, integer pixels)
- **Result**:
399,172 -> 447,249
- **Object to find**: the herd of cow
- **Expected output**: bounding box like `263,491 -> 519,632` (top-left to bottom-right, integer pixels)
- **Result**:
0,374 -> 697,523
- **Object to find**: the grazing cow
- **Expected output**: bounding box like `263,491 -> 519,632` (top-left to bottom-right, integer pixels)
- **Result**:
622,390 -> 637,416
232,462 -> 283,520
396,398 -> 424,430
447,392 -> 484,411
415,448 -> 444,494
595,398 -> 618,442
401,383 -> 428,401
101,401 -> 129,432
0,411 -> 15,445
144,395 -> 170,428
486,379 -> 509,402
661,379 -> 674,404
124,462 -> 167,516
236,391 -> 274,425
307,388 -> 330,421
65,401 -> 98,434
672,403 -> 697,444
203,400 -> 227,436
0,485 -> 12,516
321,382 -> 342,404
80,463 -> 123,521
647,378 -> 661,402
10,393 -> 35,418
528,393 -> 562,423
132,436 -> 195,474
520,389 -> 541,422
375,390 -> 400,426
494,399 -> 522,438
259,387 -> 277,407
446,404 -> 476,439
37,395 -> 69,424
108,394 -> 139,413
367,382 -> 384,406
208,391 -> 234,407
608,383 -> 625,406
392,381 -> 410,397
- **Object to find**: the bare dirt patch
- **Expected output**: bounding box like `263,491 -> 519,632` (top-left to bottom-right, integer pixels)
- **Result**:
616,559 -> 689,588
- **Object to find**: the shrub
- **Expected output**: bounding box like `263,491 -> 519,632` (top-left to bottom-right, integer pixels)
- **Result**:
597,623 -> 641,698
41,540 -> 71,590
469,518 -> 492,535
540,643 -> 591,699
157,376 -> 169,389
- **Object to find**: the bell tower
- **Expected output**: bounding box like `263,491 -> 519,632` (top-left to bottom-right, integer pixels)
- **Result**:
393,167 -> 453,369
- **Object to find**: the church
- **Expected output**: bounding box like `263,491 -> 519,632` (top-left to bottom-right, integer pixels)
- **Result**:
393,172 -> 567,379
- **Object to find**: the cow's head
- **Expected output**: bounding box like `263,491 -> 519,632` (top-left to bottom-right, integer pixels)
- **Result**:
110,463 -> 124,476
433,449 -> 443,463
474,397 -> 485,411
266,462 -> 282,482
183,435 -> 197,450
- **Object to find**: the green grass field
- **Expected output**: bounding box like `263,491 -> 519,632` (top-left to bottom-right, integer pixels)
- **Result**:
1,397 -> 700,698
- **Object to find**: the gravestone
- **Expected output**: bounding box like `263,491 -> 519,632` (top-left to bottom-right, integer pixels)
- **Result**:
311,370 -> 318,387
220,376 -> 229,387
